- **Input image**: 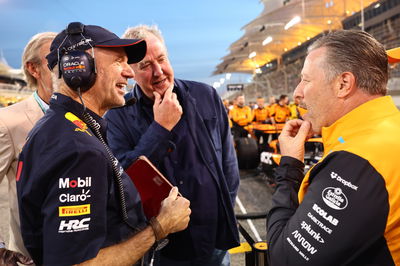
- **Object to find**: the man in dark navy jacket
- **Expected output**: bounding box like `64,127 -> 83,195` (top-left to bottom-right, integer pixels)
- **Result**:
16,22 -> 190,266
105,25 -> 240,265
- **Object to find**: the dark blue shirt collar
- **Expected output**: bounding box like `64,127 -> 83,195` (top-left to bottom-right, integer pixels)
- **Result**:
132,84 -> 152,107
50,93 -> 108,136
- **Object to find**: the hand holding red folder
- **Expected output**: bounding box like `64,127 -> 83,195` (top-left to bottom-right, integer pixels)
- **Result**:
157,187 -> 191,235
126,156 -> 185,219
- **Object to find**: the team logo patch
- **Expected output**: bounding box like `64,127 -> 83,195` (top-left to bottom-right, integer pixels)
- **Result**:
65,112 -> 92,136
59,189 -> 91,203
63,61 -> 86,72
300,220 -> 325,243
59,177 -> 91,189
307,212 -> 333,234
312,203 -> 339,226
291,230 -> 318,255
330,171 -> 358,191
59,218 -> 90,233
322,187 -> 348,210
59,204 -> 90,217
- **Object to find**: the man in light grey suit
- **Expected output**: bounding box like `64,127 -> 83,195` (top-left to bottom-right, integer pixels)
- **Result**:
0,31 -> 56,265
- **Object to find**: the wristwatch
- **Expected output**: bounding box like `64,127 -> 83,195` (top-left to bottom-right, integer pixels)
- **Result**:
0,242 -> 5,249
149,217 -> 169,251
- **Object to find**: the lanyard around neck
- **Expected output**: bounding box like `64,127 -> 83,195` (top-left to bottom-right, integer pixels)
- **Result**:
33,91 -> 47,114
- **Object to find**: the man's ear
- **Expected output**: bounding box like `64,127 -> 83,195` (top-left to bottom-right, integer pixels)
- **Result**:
26,62 -> 40,79
336,72 -> 355,98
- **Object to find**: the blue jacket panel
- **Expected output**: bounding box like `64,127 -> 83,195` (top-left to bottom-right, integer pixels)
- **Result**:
105,79 -> 240,258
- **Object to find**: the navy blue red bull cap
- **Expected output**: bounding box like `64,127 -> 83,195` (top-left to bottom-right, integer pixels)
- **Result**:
46,22 -> 146,70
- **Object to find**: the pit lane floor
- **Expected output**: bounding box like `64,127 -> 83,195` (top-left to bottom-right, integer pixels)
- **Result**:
231,168 -> 274,266
0,169 -> 275,266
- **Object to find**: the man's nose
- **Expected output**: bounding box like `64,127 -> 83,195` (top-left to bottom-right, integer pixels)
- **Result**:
123,63 -> 135,79
152,63 -> 163,76
293,82 -> 303,99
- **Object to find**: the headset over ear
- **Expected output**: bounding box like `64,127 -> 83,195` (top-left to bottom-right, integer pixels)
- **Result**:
58,22 -> 96,92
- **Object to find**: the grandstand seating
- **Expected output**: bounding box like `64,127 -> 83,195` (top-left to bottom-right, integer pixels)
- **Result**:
231,0 -> 400,106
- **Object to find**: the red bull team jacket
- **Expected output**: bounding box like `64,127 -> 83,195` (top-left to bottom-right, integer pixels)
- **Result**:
17,93 -> 147,265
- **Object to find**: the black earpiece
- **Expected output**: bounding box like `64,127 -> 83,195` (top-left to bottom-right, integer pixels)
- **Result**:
58,22 -> 97,92
59,50 -> 96,92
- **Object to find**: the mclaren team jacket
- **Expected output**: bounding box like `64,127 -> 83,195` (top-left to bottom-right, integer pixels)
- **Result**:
253,106 -> 270,122
267,96 -> 400,265
229,105 -> 253,126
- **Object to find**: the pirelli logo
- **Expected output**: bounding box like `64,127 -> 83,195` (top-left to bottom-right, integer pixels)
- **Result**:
59,204 -> 90,217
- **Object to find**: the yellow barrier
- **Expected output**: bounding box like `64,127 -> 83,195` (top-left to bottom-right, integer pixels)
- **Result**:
229,242 -> 252,254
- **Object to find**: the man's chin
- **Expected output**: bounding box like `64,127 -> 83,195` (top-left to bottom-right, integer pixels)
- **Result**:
153,80 -> 172,95
111,97 -> 126,108
309,122 -> 322,135
302,116 -> 318,135
154,87 -> 168,98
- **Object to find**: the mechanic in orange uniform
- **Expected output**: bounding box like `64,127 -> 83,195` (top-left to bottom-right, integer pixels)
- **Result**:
270,94 -> 291,124
229,94 -> 252,138
252,96 -> 271,144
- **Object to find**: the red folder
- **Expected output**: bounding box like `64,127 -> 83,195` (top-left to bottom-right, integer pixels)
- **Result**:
125,156 -> 176,219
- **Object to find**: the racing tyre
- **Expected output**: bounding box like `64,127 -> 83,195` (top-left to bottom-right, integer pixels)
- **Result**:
236,137 -> 259,169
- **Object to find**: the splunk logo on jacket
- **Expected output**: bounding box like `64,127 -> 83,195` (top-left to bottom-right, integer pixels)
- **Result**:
59,177 -> 92,189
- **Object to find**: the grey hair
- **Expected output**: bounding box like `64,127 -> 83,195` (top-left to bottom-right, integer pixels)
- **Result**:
122,24 -> 166,50
50,66 -> 61,93
308,30 -> 388,95
22,32 -> 57,89
51,65 -> 75,94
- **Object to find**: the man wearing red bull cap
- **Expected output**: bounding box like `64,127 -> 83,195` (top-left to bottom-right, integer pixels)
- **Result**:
267,30 -> 400,265
16,22 -> 191,266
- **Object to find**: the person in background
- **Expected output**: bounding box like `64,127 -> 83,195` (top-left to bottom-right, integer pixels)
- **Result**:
222,99 -> 230,113
229,98 -> 237,111
105,24 -> 239,266
16,22 -> 190,266
266,95 -> 276,122
252,96 -> 271,144
267,30 -> 400,265
253,97 -> 270,124
268,94 -> 290,140
0,31 -> 57,265
288,96 -> 302,120
222,99 -> 234,128
270,94 -> 291,124
229,94 -> 253,138
267,95 -> 276,109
